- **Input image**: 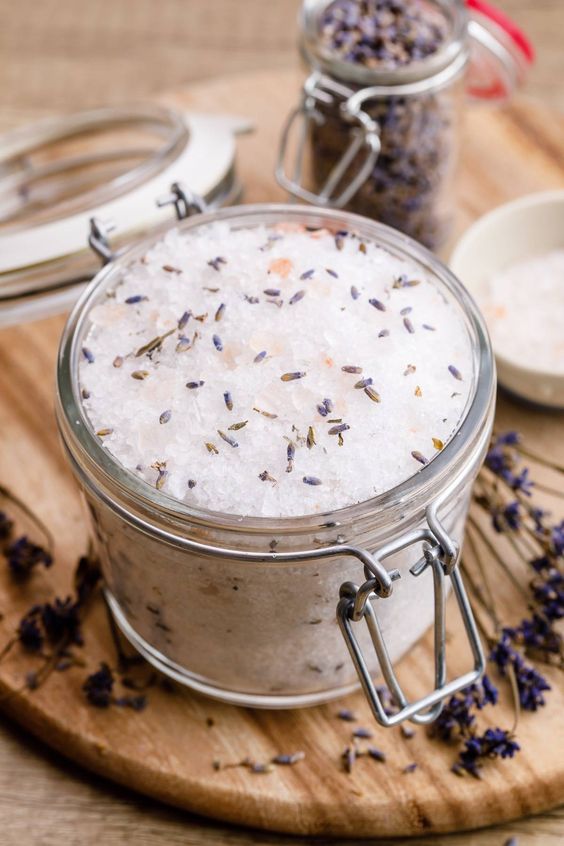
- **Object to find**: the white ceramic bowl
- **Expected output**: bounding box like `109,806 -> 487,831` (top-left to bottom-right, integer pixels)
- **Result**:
451,190 -> 564,408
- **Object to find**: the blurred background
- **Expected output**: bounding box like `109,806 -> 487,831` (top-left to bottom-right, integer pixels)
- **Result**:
0,0 -> 561,130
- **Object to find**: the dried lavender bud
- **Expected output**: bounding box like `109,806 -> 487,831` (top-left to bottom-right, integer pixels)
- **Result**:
215,303 -> 226,321
249,762 -> 275,774
176,335 -> 192,353
254,350 -> 267,363
264,288 -> 281,297
448,364 -> 463,381
0,511 -> 14,541
17,612 -> 43,652
303,476 -> 322,486
342,745 -> 356,773
115,694 -> 147,711
208,256 -> 227,271
83,662 -> 114,707
41,598 -> 82,645
286,441 -> 295,473
271,751 -> 305,765
367,747 -> 386,762
186,380 -> 204,389
352,726 -> 373,739
337,708 -> 357,722
82,347 -> 95,364
453,728 -> 520,778
212,334 -> 223,352
300,269 -> 315,280
369,298 -> 386,312
403,762 -> 418,774
328,423 -> 350,435
403,317 -> 415,334
350,285 -> 360,300
6,537 -> 53,580
411,450 -> 428,466
342,365 -> 362,374
125,295 -> 147,304
178,310 -> 191,329
159,410 -> 172,425
223,391 -> 233,411
289,290 -> 306,305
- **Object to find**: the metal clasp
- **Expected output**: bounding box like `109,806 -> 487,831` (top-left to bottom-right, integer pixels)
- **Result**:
88,217 -> 119,265
156,181 -> 207,221
276,72 -> 381,208
336,502 -> 485,727
88,182 -> 208,265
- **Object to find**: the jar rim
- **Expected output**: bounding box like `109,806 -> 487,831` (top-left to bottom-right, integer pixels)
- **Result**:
56,203 -> 495,538
300,0 -> 469,89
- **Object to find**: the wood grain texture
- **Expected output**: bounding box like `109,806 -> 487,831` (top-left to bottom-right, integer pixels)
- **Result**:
0,69 -> 563,842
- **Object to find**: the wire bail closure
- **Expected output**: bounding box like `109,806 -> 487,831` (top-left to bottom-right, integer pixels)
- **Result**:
276,72 -> 381,208
337,498 -> 485,727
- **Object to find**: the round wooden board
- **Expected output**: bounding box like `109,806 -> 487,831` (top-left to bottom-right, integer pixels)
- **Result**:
0,69 -> 563,839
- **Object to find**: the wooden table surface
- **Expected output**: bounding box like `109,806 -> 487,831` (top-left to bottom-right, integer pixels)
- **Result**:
0,2 -> 563,843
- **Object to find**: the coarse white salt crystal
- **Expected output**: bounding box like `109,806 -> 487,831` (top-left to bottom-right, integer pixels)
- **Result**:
482,249 -> 564,375
79,222 -> 474,517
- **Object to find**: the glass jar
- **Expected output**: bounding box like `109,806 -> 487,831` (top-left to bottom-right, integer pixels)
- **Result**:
56,203 -> 495,725
277,0 -> 531,249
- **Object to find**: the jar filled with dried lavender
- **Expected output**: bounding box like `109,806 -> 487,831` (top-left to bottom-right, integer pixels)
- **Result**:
277,0 -> 532,249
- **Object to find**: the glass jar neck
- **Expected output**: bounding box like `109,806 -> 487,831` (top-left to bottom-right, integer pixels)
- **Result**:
300,0 -> 469,88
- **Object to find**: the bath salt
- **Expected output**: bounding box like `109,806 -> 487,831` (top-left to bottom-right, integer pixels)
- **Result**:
79,222 -> 473,518
483,250 -> 564,375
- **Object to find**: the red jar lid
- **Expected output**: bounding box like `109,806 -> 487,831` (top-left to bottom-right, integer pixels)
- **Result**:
466,0 -> 534,100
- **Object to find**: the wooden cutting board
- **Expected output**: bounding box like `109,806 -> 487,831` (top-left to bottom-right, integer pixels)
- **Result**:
0,69 -> 563,839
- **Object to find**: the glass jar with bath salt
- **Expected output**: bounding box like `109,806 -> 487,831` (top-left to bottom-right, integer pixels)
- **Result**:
56,202 -> 495,725
277,0 -> 533,249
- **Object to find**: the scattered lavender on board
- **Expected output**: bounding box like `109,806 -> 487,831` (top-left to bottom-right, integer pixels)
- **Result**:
5,537 -> 52,580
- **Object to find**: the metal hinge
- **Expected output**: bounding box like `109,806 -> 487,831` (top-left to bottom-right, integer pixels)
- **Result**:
336,501 -> 485,727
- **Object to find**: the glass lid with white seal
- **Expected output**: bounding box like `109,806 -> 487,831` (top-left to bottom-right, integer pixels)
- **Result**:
0,104 -> 246,327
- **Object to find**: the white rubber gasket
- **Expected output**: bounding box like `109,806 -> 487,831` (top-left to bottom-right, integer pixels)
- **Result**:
0,112 -> 235,275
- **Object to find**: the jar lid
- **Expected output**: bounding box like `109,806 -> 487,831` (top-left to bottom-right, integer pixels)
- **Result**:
0,105 -> 244,327
466,0 -> 534,100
